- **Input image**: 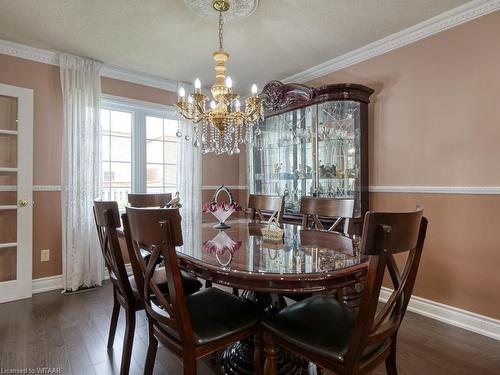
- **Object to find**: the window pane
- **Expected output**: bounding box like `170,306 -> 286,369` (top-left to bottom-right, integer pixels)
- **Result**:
147,140 -> 163,163
110,187 -> 131,210
100,109 -> 110,132
164,164 -> 176,186
110,136 -> 131,162
147,164 -> 163,187
110,110 -> 132,136
107,162 -> 131,186
102,162 -> 111,188
164,119 -> 178,138
102,136 -> 110,161
164,142 -> 177,163
146,116 -> 164,140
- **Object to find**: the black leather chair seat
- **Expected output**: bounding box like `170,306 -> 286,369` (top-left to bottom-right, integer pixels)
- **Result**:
129,268 -> 202,301
158,287 -> 261,346
262,294 -> 382,363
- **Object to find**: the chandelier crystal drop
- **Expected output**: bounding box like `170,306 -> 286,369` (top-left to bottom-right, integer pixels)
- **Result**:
176,0 -> 262,155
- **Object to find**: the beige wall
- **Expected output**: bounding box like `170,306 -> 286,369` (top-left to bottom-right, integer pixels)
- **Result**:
0,53 -> 242,279
307,12 -> 500,319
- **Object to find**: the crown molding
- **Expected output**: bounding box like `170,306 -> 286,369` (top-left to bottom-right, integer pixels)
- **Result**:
0,38 -> 58,65
100,65 -> 178,92
283,0 -> 500,84
0,38 -> 178,93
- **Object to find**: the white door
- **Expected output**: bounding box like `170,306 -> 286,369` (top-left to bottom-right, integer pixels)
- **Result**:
0,83 -> 33,303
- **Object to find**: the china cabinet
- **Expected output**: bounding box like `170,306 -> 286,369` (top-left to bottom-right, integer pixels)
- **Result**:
248,81 -> 374,223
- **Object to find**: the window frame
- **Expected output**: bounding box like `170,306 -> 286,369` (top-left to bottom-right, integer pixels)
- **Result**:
100,94 -> 179,195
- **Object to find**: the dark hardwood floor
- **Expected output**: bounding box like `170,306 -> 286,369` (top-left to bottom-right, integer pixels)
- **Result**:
0,281 -> 499,374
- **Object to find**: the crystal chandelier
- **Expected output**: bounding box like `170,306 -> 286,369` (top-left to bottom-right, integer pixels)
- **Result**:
176,0 -> 262,155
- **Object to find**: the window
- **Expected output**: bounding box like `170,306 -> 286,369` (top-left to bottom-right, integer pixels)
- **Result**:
100,97 -> 179,208
146,116 -> 179,194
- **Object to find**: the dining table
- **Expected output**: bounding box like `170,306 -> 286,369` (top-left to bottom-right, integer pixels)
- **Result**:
174,218 -> 369,375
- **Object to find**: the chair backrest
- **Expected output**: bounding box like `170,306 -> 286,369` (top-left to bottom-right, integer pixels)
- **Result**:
345,208 -> 428,369
128,193 -> 172,208
93,200 -> 135,304
248,194 -> 284,224
300,197 -> 355,233
124,206 -> 194,346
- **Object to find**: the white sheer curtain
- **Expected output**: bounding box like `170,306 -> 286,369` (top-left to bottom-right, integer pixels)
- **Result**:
176,84 -> 202,255
59,53 -> 104,292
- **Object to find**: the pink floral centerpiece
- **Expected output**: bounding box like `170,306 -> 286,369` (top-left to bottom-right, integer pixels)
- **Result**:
202,185 -> 241,229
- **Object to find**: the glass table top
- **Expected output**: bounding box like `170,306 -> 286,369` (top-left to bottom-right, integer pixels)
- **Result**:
177,220 -> 367,277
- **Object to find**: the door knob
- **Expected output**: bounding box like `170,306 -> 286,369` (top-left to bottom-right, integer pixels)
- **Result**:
18,199 -> 29,207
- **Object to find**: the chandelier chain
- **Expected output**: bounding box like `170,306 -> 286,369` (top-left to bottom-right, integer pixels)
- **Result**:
218,11 -> 224,50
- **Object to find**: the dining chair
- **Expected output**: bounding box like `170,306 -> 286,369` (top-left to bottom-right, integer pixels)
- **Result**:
300,197 -> 355,234
93,200 -> 143,375
248,194 -> 284,224
262,209 -> 428,375
124,206 -> 263,375
121,212 -> 203,301
128,193 -> 172,208
93,201 -> 202,375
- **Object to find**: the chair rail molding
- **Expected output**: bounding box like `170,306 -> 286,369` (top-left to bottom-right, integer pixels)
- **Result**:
369,186 -> 500,194
25,185 -> 500,194
380,287 -> 500,341
283,0 -> 500,83
0,38 -> 178,92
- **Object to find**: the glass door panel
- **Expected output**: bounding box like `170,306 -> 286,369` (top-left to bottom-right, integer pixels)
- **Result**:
316,100 -> 361,216
0,95 -> 18,284
0,86 -> 33,303
250,107 -> 313,213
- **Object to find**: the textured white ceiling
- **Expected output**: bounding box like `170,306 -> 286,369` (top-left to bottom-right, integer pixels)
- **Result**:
0,0 -> 469,92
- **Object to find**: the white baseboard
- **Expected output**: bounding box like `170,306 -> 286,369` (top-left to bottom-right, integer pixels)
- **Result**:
32,275 -> 63,294
379,287 -> 500,341
31,264 -> 133,294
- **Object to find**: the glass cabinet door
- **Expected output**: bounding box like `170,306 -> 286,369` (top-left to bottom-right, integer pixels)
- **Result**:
316,100 -> 361,216
250,107 -> 313,213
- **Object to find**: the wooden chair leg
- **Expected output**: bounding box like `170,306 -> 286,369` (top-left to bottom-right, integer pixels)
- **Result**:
385,337 -> 398,375
232,288 -> 239,296
254,332 -> 263,375
107,291 -> 120,349
205,280 -> 212,288
183,355 -> 197,375
144,321 -> 158,375
120,308 -> 136,375
263,331 -> 277,375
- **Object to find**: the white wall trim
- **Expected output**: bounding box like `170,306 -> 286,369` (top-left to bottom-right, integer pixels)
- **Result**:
369,185 -> 500,195
202,185 -> 248,190
0,39 -> 178,92
31,264 -> 133,294
102,94 -> 177,116
0,38 -> 58,65
26,185 -> 500,194
32,275 -> 63,294
33,185 -> 62,191
283,0 -> 500,83
379,287 -> 500,341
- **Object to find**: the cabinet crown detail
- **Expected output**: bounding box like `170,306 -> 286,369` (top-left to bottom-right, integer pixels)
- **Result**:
262,80 -> 374,117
